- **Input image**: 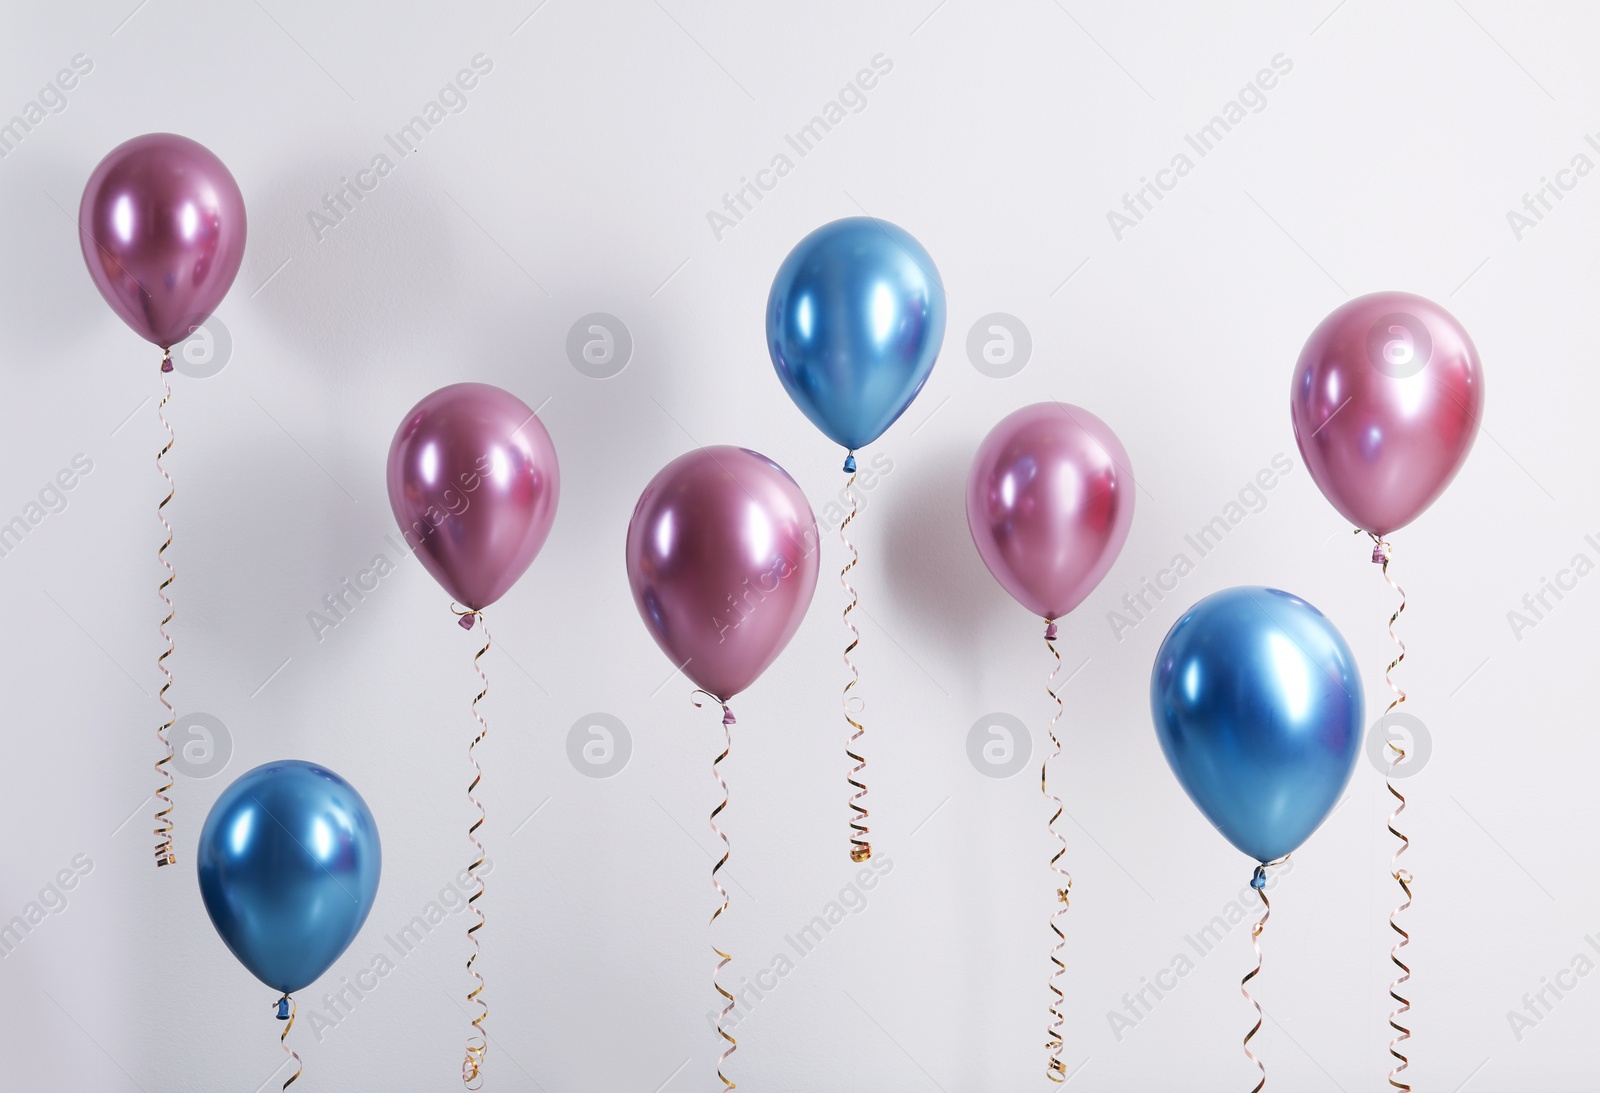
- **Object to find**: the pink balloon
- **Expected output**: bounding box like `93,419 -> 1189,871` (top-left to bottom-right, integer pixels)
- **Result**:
387,383 -> 559,612
966,403 -> 1135,621
626,447 -> 820,702
1291,292 -> 1484,537
79,133 -> 247,349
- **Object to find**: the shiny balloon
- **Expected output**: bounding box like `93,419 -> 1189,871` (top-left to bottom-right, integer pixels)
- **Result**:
626,446 -> 820,702
79,133 -> 247,349
387,383 -> 559,612
966,402 -> 1135,620
1290,291 -> 1483,537
767,217 -> 947,452
1151,587 -> 1362,864
197,761 -> 381,995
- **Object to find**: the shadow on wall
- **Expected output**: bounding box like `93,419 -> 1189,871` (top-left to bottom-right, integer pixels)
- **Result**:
880,443 -> 1006,679
248,154 -> 458,372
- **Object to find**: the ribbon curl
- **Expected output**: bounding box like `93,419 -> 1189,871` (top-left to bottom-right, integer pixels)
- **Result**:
1369,534 -> 1412,1092
693,690 -> 739,1090
153,349 -> 177,867
1041,619 -> 1072,1082
1241,856 -> 1290,1093
275,994 -> 302,1090
840,455 -> 870,863
457,607 -> 491,1089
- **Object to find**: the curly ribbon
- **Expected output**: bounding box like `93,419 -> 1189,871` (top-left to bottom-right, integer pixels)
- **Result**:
457,606 -> 491,1089
153,349 -> 177,868
692,690 -> 739,1091
1241,856 -> 1290,1093
1041,619 -> 1071,1082
275,994 -> 302,1090
1369,534 -> 1412,1092
840,453 -> 870,864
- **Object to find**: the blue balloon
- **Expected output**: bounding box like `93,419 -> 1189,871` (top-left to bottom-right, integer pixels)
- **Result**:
1150,587 -> 1362,864
197,760 -> 382,995
767,217 -> 946,453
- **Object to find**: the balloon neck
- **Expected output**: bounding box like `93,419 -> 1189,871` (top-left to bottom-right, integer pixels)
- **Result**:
160,349 -> 173,374
1044,620 -> 1058,641
458,611 -> 478,631
722,705 -> 736,726
1251,865 -> 1267,890
1371,541 -> 1389,565
842,453 -> 857,474
276,996 -> 291,1020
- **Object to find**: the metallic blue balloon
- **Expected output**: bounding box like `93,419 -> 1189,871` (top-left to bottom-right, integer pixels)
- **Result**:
767,217 -> 946,452
197,761 -> 382,994
1150,587 -> 1362,864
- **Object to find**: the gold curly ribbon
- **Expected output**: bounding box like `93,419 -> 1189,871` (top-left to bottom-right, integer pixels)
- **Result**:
1241,856 -> 1290,1093
692,690 -> 739,1091
276,994 -> 302,1090
153,350 -> 177,868
456,606 -> 491,1089
840,458 -> 870,864
1041,619 -> 1071,1082
1369,534 -> 1412,1092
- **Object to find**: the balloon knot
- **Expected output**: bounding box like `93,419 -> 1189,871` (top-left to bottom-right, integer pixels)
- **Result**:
160,351 -> 174,374
842,453 -> 857,474
1044,620 -> 1058,641
1371,542 -> 1389,565
1251,865 -> 1268,890
459,612 -> 477,630
722,706 -> 736,726
276,996 -> 291,1020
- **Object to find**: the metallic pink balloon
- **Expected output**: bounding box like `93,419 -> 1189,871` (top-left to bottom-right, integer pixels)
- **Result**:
1290,292 -> 1484,537
79,133 -> 247,349
387,383 -> 559,612
966,403 -> 1135,621
626,447 -> 820,702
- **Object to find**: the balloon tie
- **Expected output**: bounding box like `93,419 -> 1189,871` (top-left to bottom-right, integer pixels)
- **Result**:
692,690 -> 738,1090
1368,532 -> 1412,1092
1241,855 -> 1290,1093
153,355 -> 177,868
840,466 -> 870,863
276,994 -> 302,1090
462,610 -> 491,1089
1042,618 -> 1072,1082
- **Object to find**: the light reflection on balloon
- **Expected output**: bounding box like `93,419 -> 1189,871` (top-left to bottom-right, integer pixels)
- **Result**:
767,218 -> 946,453
1150,587 -> 1362,864
197,760 -> 382,996
1290,291 -> 1483,536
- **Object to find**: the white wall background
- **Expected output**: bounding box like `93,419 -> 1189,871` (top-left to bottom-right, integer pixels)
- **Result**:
1,1 -> 1594,1088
